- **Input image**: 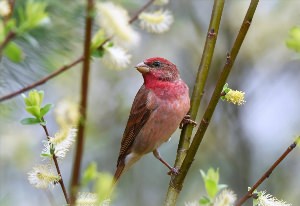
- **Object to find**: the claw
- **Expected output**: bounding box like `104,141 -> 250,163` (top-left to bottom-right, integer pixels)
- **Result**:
167,167 -> 180,176
179,114 -> 197,129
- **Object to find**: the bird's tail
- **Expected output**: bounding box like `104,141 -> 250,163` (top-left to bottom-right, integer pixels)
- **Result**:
113,164 -> 125,186
108,164 -> 125,198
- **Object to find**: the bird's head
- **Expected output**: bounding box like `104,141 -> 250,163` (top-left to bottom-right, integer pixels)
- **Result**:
135,57 -> 180,83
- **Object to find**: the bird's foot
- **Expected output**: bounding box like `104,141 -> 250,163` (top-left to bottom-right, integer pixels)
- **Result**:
167,167 -> 180,176
179,115 -> 197,129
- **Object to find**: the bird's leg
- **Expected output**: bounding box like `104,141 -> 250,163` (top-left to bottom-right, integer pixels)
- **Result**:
179,114 -> 197,129
153,149 -> 179,175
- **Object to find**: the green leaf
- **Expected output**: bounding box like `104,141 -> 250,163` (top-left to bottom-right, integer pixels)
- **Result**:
201,168 -> 222,199
23,96 -> 31,106
17,0 -> 49,34
207,168 -> 219,184
21,117 -> 41,125
4,19 -> 17,34
37,91 -> 44,107
91,48 -> 105,58
199,196 -> 211,205
205,179 -> 218,199
3,42 -> 23,62
40,104 -> 53,117
82,162 -> 98,187
286,26 -> 300,52
25,106 -> 41,118
41,153 -> 52,157
91,29 -> 106,51
94,172 -> 113,202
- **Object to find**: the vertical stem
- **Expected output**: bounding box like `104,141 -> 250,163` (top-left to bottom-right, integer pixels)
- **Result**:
174,0 -> 225,174
164,0 -> 259,205
165,0 -> 225,205
70,0 -> 94,203
41,124 -> 69,204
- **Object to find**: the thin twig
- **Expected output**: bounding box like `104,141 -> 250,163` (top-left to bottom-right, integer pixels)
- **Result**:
0,0 -> 155,103
164,1 -> 260,205
129,0 -> 155,24
41,122 -> 70,204
235,139 -> 298,206
0,31 -> 16,54
0,56 -> 84,102
69,0 -> 94,204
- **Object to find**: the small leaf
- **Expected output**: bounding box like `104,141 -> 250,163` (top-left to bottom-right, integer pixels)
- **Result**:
82,162 -> 98,187
37,90 -> 44,107
40,153 -> 52,157
286,26 -> 300,52
91,29 -> 106,51
199,196 -> 211,205
205,179 -> 218,199
207,168 -> 219,183
40,104 -> 53,117
4,19 -> 17,33
200,169 -> 206,180
218,184 -> 228,191
21,117 -> 41,125
3,42 -> 24,62
49,143 -> 55,155
91,48 -> 105,58
26,105 -> 40,118
94,172 -> 113,202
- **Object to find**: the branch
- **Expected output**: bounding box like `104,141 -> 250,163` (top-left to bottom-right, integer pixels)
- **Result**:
129,0 -> 155,24
164,0 -> 225,204
164,0 -> 260,205
69,0 -> 94,204
0,56 -> 84,102
235,137 -> 299,206
173,0 -> 224,178
0,0 -> 155,103
41,122 -> 70,204
69,1 -> 156,202
0,31 -> 16,54
0,0 -> 16,51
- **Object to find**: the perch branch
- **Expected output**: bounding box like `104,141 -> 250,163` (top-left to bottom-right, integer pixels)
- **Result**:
164,0 -> 259,205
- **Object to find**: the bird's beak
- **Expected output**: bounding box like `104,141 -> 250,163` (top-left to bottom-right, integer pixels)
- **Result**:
135,62 -> 150,74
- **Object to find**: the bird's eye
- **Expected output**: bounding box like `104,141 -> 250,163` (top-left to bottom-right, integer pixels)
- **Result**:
152,61 -> 161,68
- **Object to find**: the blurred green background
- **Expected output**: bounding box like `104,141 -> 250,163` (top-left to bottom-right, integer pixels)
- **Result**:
1,0 -> 300,205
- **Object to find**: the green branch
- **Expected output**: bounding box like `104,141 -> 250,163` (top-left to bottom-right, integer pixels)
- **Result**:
173,0 -> 225,177
164,0 -> 225,204
164,0 -> 260,205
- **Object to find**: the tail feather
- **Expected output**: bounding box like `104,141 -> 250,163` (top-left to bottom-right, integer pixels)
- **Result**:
113,164 -> 125,186
108,164 -> 125,198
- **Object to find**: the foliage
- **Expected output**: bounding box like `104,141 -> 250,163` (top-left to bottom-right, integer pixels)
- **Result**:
286,26 -> 300,53
21,90 -> 53,125
199,168 -> 227,205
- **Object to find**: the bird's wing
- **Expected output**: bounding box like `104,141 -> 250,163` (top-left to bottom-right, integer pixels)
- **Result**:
117,85 -> 158,166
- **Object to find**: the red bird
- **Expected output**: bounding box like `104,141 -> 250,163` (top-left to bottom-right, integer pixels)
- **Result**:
113,57 -> 194,184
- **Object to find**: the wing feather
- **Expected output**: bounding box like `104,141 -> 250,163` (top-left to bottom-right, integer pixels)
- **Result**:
117,85 -> 158,166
